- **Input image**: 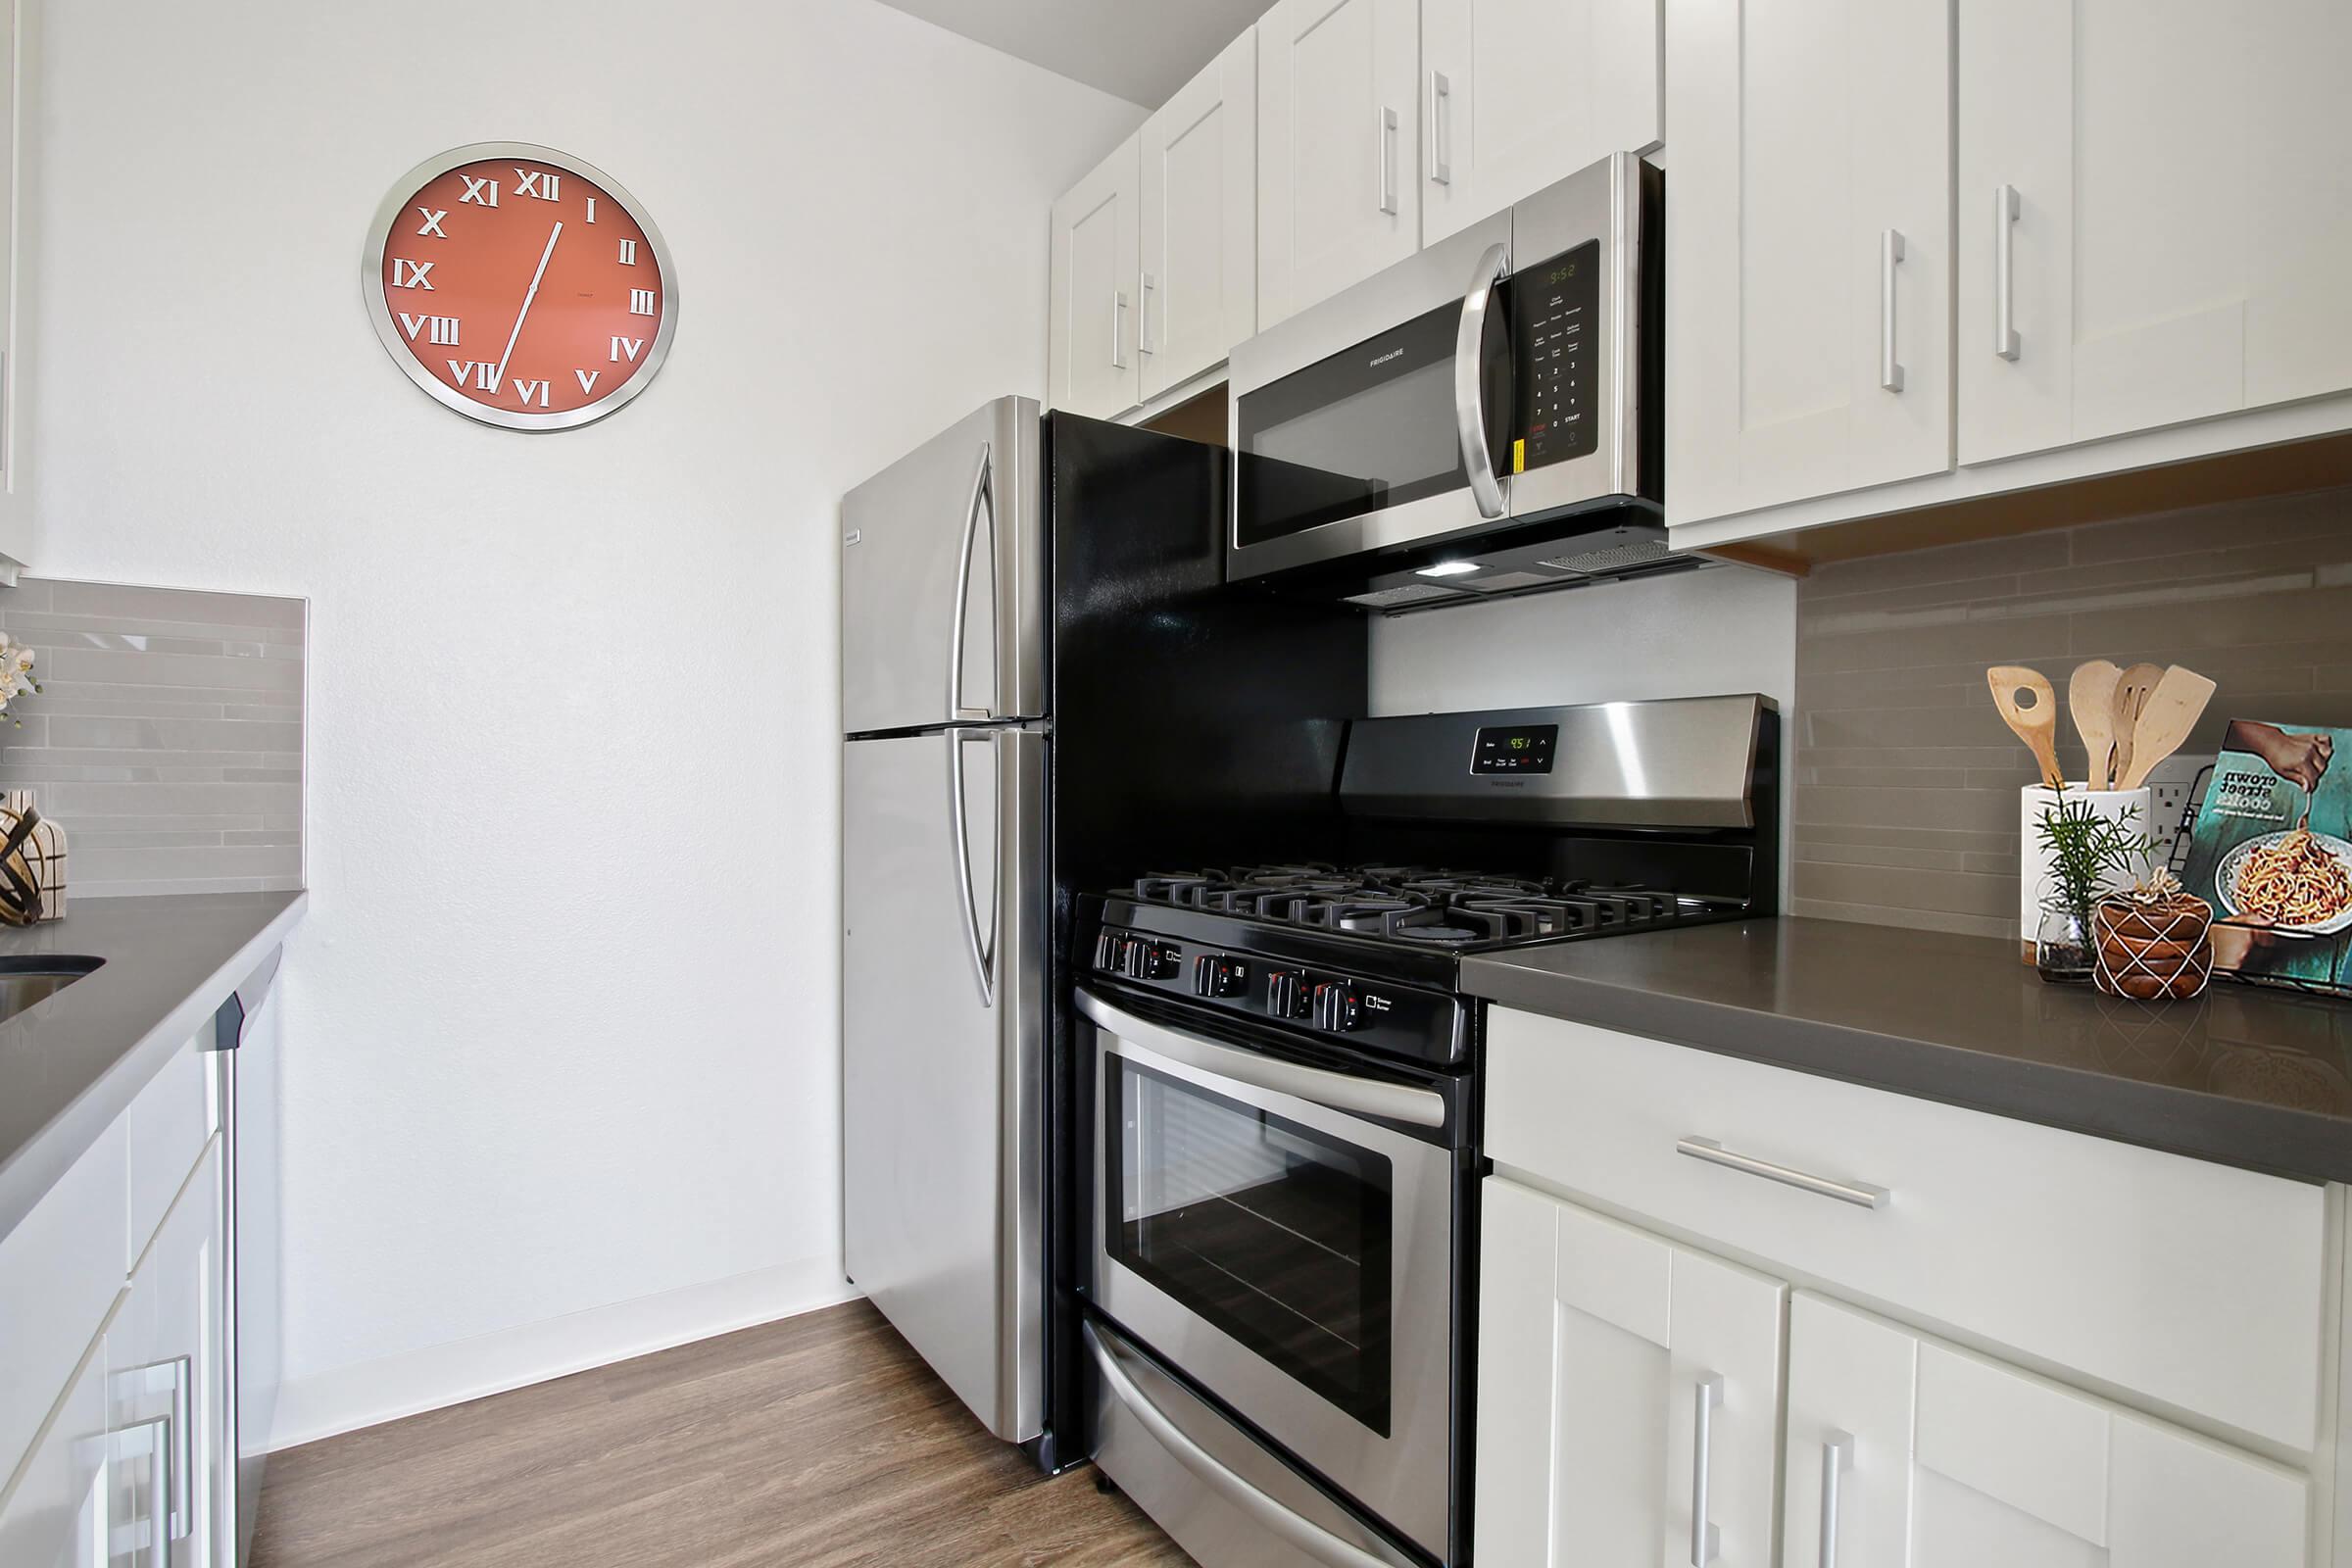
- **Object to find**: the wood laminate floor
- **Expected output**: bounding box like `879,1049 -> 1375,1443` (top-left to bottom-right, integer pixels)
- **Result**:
250,1298 -> 1191,1568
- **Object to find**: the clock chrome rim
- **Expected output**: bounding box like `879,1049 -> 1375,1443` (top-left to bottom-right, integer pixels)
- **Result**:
362,141 -> 679,432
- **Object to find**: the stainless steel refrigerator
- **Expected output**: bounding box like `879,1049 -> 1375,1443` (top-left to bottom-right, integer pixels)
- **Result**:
841,397 -> 1365,1459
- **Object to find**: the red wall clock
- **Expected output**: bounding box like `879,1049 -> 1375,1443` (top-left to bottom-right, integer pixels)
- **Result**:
364,143 -> 678,430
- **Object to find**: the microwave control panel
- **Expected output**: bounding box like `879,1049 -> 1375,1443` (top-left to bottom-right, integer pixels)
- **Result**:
1511,240 -> 1600,472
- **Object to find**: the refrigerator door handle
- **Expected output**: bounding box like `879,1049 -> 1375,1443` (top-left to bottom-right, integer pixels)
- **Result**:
949,728 -> 997,1006
950,443 -> 995,722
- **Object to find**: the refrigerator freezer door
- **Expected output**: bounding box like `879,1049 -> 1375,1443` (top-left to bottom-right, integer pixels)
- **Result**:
841,398 -> 1045,734
843,725 -> 1046,1442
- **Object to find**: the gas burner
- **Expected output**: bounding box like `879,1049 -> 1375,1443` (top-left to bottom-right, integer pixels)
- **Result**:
1119,862 -> 1704,949
1303,896 -> 1428,933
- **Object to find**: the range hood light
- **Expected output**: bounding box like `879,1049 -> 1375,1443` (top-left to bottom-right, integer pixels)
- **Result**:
1415,561 -> 1482,578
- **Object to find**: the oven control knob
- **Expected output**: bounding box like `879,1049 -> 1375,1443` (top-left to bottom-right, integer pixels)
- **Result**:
1138,942 -> 1179,981
1193,955 -> 1247,998
1093,930 -> 1121,971
1266,969 -> 1308,1018
1312,982 -> 1365,1033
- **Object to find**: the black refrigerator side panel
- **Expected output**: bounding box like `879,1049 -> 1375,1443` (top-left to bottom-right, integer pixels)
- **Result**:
1041,411 -> 1368,1464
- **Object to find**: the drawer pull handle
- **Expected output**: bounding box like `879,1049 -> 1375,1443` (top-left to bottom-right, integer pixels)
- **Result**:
1677,1137 -> 1889,1209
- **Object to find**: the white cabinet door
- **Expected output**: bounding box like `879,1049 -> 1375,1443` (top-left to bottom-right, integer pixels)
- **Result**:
0,0 -> 24,577
1140,32 -> 1256,401
108,1138 -> 226,1568
0,1326 -> 112,1568
1785,1293 -> 2311,1568
1665,0 -> 1952,526
1254,0 -> 1420,327
1419,0 -> 1661,245
1958,0 -> 2352,466
1475,1178 -> 1786,1567
1049,132 -> 1141,419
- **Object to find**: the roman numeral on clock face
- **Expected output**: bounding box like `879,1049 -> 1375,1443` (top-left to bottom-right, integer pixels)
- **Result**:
459,175 -> 499,207
575,368 -> 601,394
446,360 -> 502,393
416,207 -> 449,238
629,288 -> 657,316
513,378 -> 551,408
618,238 -> 638,265
391,259 -> 435,290
611,336 -> 646,363
398,313 -> 461,345
514,169 -> 561,201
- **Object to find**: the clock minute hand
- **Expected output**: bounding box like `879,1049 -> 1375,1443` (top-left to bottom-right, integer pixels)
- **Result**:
493,220 -> 563,388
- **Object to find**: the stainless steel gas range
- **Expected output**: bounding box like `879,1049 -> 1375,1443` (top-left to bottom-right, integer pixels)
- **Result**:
1072,696 -> 1780,1568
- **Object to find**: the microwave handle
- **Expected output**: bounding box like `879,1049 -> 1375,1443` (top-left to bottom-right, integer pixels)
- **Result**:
1453,241 -> 1510,520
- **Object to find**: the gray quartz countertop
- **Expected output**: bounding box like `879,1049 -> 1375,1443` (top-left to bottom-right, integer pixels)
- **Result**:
0,889 -> 305,1242
1461,915 -> 2352,1185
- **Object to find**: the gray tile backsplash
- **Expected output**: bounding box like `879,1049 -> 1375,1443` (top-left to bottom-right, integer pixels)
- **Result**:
0,578 -> 305,897
1791,485 -> 2352,940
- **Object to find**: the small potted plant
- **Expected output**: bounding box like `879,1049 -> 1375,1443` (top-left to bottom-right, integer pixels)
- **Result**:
2034,785 -> 2160,983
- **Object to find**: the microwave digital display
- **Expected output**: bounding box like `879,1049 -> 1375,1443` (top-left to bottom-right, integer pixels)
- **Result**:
1472,724 -> 1558,774
1510,240 -> 1601,473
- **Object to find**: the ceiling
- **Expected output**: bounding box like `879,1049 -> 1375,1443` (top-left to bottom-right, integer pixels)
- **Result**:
871,0 -> 1278,108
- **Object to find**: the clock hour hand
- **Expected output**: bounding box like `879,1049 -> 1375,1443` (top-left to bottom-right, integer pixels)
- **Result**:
493,220 -> 563,388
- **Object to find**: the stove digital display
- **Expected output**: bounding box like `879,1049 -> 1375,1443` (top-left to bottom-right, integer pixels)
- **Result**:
1472,724 -> 1557,774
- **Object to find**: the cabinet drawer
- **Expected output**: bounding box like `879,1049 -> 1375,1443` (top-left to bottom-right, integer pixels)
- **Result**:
0,1117 -> 124,1491
1486,1009 -> 2330,1452
122,1027 -> 217,1269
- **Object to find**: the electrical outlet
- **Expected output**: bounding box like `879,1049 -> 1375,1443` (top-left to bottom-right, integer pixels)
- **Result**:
2144,753 -> 2215,862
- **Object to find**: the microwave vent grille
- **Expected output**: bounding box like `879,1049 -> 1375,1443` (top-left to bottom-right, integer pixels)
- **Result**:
1343,583 -> 1469,610
1537,536 -> 1676,577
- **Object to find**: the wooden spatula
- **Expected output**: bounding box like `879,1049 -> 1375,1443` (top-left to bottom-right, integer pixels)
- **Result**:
2117,665 -> 2217,790
2109,662 -> 2164,793
2068,660 -> 2123,788
1987,665 -> 2065,788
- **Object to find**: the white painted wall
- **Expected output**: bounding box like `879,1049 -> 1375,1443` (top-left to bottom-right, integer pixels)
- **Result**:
1367,566 -> 1798,716
16,0 -> 1143,1443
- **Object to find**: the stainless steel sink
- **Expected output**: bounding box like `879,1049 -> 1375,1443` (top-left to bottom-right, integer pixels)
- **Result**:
0,955 -> 103,1022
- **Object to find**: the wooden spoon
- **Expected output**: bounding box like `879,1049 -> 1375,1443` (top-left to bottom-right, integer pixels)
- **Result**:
2117,664 -> 2217,789
2108,662 -> 2165,794
2068,660 -> 2123,789
1986,665 -> 2065,788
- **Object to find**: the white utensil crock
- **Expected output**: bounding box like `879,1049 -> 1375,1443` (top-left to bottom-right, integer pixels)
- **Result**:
2020,784 -> 2153,961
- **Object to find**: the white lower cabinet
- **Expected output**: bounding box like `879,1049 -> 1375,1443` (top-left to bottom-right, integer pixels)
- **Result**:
1787,1292 -> 2310,1568
107,1136 -> 227,1568
0,1324 -> 113,1568
1474,1177 -> 1785,1567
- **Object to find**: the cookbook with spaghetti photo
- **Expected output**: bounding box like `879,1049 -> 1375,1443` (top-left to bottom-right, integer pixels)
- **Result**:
2181,719 -> 2352,995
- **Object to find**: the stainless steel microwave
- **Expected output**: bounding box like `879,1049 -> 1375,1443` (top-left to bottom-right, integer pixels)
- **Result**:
1227,153 -> 1663,603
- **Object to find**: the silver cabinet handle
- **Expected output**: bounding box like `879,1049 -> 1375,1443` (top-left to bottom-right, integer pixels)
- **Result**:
1139,272 -> 1155,355
1453,241 -> 1510,520
1879,228 -> 1906,392
949,729 -> 997,1007
1110,289 -> 1128,369
1993,183 -> 2021,360
121,1355 -> 193,1542
948,444 -> 992,721
109,1417 -> 171,1568
1820,1431 -> 1854,1568
1087,1324 -> 1399,1568
1428,72 -> 1452,185
1077,989 -> 1447,1128
1691,1374 -> 1724,1567
1678,1137 -> 1889,1208
1377,106 -> 1398,215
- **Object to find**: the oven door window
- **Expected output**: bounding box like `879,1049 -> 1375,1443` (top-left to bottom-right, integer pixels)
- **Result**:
1234,295 -> 1510,549
1105,1056 -> 1394,1434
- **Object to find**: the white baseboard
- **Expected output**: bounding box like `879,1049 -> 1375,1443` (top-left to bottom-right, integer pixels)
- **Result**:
269,1254 -> 860,1451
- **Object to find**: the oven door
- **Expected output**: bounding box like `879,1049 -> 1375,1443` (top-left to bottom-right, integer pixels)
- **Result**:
1079,989 -> 1457,1561
1228,213 -> 1516,585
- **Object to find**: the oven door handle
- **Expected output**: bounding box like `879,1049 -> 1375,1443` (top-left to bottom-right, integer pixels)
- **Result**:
1452,240 -> 1510,521
1086,1323 -> 1405,1568
1076,990 -> 1446,1130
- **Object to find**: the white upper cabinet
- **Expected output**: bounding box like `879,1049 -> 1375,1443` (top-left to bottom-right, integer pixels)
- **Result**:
1139,32 -> 1257,402
1786,1293 -> 2311,1568
1048,132 -> 1142,420
1665,0 -> 1953,526
1476,1178 -> 1787,1568
1958,0 -> 2352,466
1419,0 -> 1662,245
0,0 -> 26,579
1254,0 -> 1420,328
